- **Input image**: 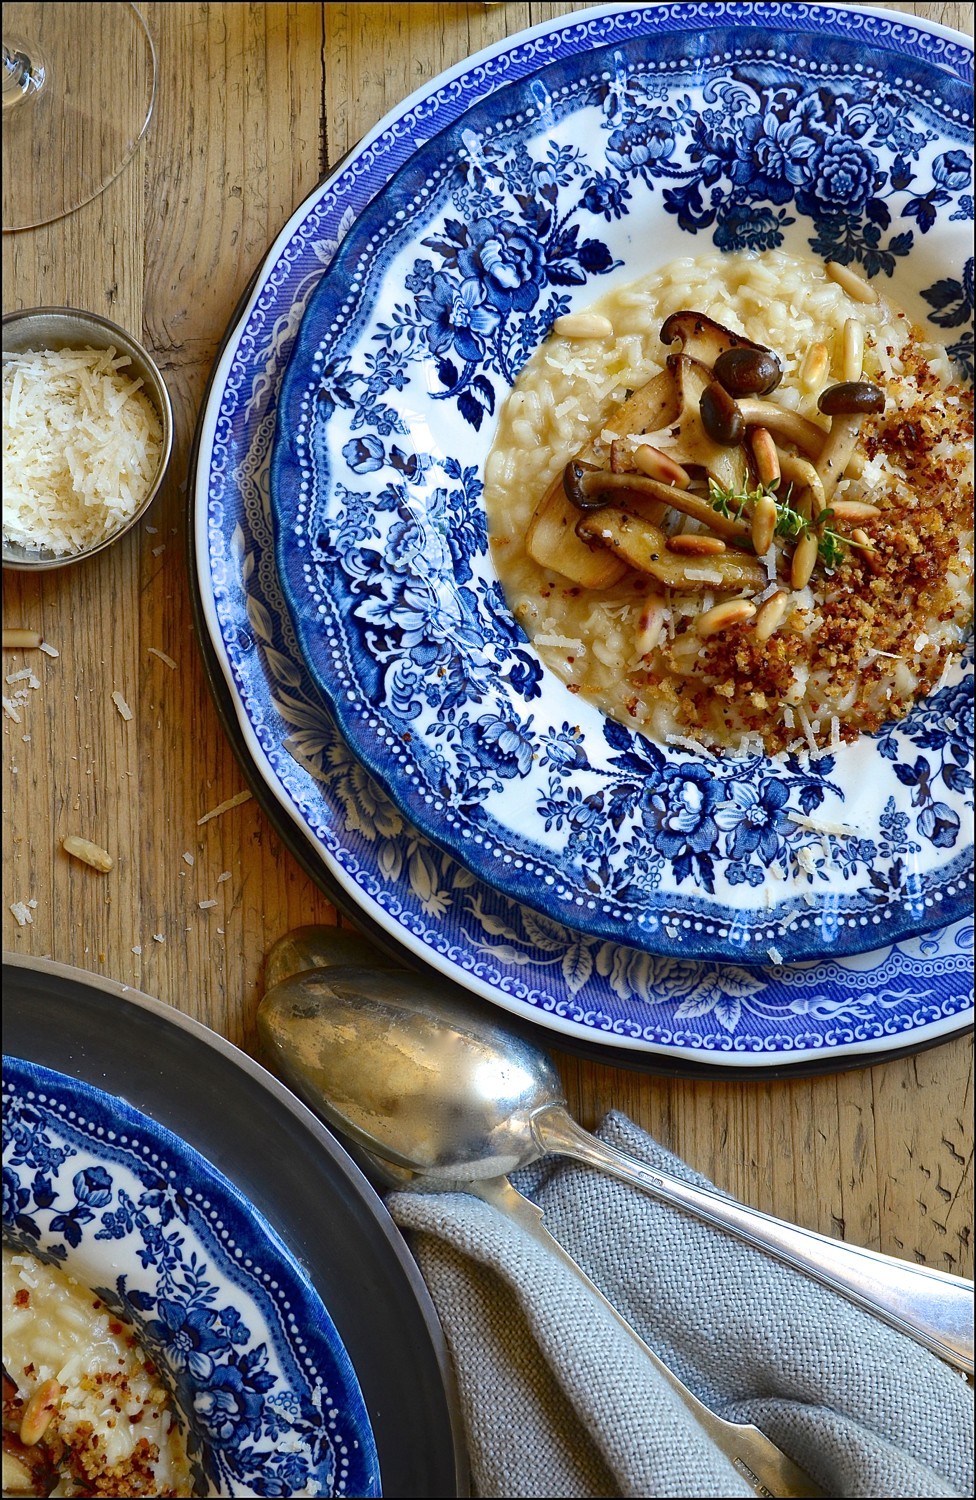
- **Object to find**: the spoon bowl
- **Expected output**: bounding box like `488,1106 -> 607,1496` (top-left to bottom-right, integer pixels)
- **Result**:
257,951 -> 974,1374
257,965 -> 563,1180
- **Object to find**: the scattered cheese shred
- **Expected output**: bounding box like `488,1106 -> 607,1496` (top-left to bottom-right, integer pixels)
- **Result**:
787,812 -> 860,839
198,898 -> 218,910
2,345 -> 163,556
936,653 -> 959,692
197,789 -> 252,826
39,641 -> 59,657
9,901 -> 33,926
111,690 -> 133,721
148,646 -> 177,670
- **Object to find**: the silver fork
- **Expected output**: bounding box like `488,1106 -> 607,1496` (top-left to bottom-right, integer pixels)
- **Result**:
473,1176 -> 825,1500
370,1151 -> 825,1499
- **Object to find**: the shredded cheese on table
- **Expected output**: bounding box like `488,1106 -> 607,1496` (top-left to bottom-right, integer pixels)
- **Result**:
2,345 -> 162,556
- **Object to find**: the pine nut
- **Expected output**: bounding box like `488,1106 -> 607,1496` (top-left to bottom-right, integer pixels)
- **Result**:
753,589 -> 790,643
852,526 -> 882,572
636,597 -> 667,656
799,341 -> 830,390
552,312 -> 614,339
667,533 -> 727,556
20,1378 -> 61,1445
750,428 -> 780,489
828,499 -> 881,523
825,260 -> 879,305
1,1448 -> 34,1492
790,530 -> 820,589
633,443 -> 691,489
2,629 -> 43,649
62,835 -> 114,872
696,599 -> 756,637
751,492 -> 778,556
842,317 -> 865,382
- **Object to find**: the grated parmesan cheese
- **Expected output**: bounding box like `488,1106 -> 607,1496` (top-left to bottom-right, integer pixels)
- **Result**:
197,789 -> 252,826
2,345 -> 163,557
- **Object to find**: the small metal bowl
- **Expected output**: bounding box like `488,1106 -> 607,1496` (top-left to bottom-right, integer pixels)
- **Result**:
2,306 -> 174,570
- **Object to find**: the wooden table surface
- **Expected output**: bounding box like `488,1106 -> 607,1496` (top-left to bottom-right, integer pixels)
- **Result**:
3,1 -> 973,1292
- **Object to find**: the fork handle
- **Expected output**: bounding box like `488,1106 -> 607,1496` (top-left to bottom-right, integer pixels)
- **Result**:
473,1176 -> 825,1499
532,1105 -> 974,1375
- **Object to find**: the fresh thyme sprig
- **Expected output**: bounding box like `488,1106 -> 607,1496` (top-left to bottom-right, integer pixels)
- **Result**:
708,478 -> 869,569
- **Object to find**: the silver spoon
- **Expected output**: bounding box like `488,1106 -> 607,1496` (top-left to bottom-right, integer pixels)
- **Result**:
256,944 -> 974,1376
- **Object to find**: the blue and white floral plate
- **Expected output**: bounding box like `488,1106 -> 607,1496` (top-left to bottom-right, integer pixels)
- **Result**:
270,2 -> 973,967
195,2 -> 973,1067
2,1056 -> 381,1499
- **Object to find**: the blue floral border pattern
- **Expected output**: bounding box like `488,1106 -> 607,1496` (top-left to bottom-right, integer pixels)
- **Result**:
270,25 -> 973,963
2,1061 -> 380,1500
202,3 -> 973,1058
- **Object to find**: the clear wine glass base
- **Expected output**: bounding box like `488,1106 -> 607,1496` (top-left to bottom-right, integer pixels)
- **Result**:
2,2 -> 156,232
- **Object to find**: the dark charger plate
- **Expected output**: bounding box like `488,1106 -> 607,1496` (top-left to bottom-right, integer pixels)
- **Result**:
2,954 -> 469,1499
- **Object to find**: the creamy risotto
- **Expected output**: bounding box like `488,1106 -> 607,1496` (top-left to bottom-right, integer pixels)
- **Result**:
2,1248 -> 192,1498
485,249 -> 973,755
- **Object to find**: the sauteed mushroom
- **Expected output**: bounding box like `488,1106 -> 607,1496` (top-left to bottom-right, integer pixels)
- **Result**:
574,507 -> 766,591
660,309 -> 768,367
525,298 -> 889,596
700,380 -> 745,446
640,354 -> 750,493
816,380 -> 885,499
713,345 -> 782,397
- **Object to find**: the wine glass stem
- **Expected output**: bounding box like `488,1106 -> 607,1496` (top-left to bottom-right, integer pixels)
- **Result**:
2,36 -> 44,111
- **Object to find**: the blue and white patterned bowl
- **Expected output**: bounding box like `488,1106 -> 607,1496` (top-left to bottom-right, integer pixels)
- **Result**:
270,3 -> 973,967
2,1058 -> 381,1499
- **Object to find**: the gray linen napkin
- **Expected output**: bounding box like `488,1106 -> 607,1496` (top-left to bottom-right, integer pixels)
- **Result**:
387,1111 -> 974,1500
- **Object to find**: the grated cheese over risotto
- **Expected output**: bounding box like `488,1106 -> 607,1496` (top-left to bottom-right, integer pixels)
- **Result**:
485,249 -> 973,755
2,347 -> 163,557
2,1248 -> 193,1498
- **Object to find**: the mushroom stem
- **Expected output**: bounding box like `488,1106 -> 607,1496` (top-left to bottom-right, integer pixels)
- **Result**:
599,469 -> 751,540
734,398 -> 829,456
775,450 -> 827,517
562,463 -> 671,522
816,414 -> 862,500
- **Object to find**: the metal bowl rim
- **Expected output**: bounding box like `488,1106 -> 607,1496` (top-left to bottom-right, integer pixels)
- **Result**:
2,305 -> 174,570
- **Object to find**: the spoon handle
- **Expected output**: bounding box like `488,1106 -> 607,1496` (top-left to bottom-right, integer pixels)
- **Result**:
531,1105 -> 974,1374
473,1176 -> 825,1499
